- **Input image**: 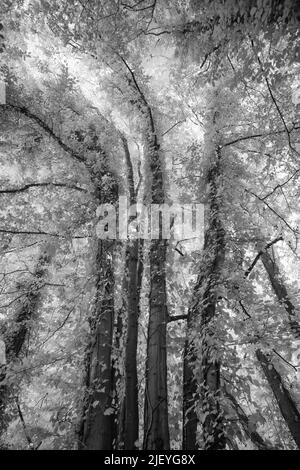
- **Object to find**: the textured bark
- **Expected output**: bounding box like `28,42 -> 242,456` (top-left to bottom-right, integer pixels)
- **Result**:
256,349 -> 300,448
182,317 -> 198,450
118,60 -> 169,450
78,238 -> 116,450
112,299 -> 125,449
224,388 -> 273,450
78,136 -> 119,450
261,250 -> 300,338
183,143 -> 225,449
143,110 -> 169,451
243,240 -> 300,447
242,254 -> 300,449
144,237 -> 169,450
0,244 -> 53,435
123,239 -> 142,449
120,136 -> 143,450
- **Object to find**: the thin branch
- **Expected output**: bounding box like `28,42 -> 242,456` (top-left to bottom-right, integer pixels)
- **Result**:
261,167 -> 300,200
162,120 -> 185,137
174,246 -> 184,257
245,189 -> 298,234
2,104 -> 85,163
0,228 -> 90,238
222,125 -> 300,149
250,38 -> 299,157
167,314 -> 187,323
244,236 -> 283,278
272,349 -> 298,372
16,397 -> 38,450
0,182 -> 87,195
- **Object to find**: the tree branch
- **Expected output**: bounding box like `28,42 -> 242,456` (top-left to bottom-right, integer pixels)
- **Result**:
222,125 -> 300,149
0,228 -> 90,238
0,182 -> 87,194
244,236 -> 283,278
167,314 -> 187,323
2,104 -> 85,163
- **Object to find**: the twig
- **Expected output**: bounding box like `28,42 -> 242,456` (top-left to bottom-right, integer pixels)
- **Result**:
244,237 -> 283,278
16,397 -> 37,450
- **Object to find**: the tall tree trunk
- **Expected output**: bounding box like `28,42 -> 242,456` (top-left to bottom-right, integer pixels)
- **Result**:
183,147 -> 226,450
78,138 -> 119,449
183,94 -> 226,449
78,238 -> 116,449
256,349 -> 300,448
241,240 -> 300,447
123,239 -> 143,449
119,136 -> 143,450
0,243 -> 54,436
112,298 -> 126,449
261,249 -> 300,338
142,107 -> 169,452
144,236 -> 169,450
117,57 -> 170,450
257,247 -> 300,448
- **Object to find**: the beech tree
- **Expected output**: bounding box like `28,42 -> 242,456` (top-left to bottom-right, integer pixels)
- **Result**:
0,0 -> 299,451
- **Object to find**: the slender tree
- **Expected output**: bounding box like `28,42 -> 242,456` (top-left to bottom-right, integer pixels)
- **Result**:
261,248 -> 300,338
183,89 -> 226,450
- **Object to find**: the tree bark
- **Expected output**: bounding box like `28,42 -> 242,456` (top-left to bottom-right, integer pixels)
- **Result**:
77,137 -> 119,450
117,58 -> 170,450
224,387 -> 274,450
183,146 -> 226,450
240,263 -> 300,450
123,239 -> 142,449
256,349 -> 300,448
120,136 -> 143,450
261,249 -> 300,338
142,105 -> 169,451
78,238 -> 116,450
183,92 -> 226,450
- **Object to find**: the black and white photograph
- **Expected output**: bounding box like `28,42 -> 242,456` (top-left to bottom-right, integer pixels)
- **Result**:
0,0 -> 300,453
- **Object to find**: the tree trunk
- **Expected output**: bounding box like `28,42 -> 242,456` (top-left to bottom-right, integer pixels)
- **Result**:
78,140 -> 119,449
123,239 -> 142,449
183,147 -> 226,450
183,93 -> 226,449
182,316 -> 198,450
261,250 -> 300,338
241,256 -> 300,449
256,349 -> 300,448
121,136 -> 143,450
224,387 -> 274,449
113,57 -> 170,450
144,237 -> 169,450
78,238 -> 116,450
143,110 -> 169,451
